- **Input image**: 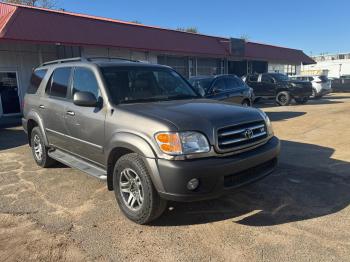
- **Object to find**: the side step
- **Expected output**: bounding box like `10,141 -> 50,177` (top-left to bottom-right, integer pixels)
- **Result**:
48,149 -> 107,180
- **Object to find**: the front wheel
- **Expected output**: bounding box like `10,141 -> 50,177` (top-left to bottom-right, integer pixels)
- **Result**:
276,91 -> 291,106
295,97 -> 309,104
113,153 -> 167,224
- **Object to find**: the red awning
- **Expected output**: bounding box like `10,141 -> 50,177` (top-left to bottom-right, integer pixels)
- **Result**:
0,2 -> 314,64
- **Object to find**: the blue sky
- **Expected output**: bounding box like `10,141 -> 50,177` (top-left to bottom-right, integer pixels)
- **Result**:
58,0 -> 349,55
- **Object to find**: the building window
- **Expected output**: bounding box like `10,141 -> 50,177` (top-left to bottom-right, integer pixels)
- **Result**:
197,58 -> 222,76
284,64 -> 297,76
157,56 -> 188,77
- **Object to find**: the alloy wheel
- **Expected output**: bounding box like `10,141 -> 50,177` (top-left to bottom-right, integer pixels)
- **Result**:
33,134 -> 43,161
119,168 -> 144,211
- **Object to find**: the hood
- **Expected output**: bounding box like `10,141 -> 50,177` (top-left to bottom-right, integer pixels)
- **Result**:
118,99 -> 264,144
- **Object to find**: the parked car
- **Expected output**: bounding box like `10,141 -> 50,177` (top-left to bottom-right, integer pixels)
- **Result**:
330,75 -> 350,92
289,75 -> 332,98
22,57 -> 280,224
189,74 -> 254,106
242,73 -> 313,106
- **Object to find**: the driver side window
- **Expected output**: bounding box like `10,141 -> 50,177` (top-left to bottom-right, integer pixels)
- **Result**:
72,67 -> 99,99
212,78 -> 226,92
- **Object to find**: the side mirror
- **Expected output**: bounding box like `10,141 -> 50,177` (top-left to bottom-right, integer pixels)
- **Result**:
73,91 -> 98,107
212,86 -> 223,94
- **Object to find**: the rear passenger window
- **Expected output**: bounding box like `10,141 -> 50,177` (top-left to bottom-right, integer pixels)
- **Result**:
46,67 -> 72,98
72,68 -> 99,99
248,75 -> 258,82
27,69 -> 47,94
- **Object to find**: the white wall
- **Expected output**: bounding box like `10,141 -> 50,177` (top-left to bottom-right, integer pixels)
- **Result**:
0,42 -> 57,117
303,59 -> 350,78
268,62 -> 301,75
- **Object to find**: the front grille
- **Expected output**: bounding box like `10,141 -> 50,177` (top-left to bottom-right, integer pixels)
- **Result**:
224,158 -> 277,188
217,120 -> 267,152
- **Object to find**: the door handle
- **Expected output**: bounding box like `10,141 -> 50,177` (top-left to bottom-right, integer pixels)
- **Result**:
66,110 -> 75,116
39,105 -> 45,109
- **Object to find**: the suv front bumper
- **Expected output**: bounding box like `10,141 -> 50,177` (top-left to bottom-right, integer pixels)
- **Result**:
156,136 -> 280,202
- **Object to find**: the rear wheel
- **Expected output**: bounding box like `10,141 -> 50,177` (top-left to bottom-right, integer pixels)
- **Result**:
30,127 -> 56,167
276,91 -> 291,106
113,153 -> 167,224
311,88 -> 321,99
241,99 -> 251,107
295,97 -> 309,104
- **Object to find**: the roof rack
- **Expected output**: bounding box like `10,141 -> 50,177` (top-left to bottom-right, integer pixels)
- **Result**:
40,56 -> 142,67
85,57 -> 141,63
41,57 -> 84,66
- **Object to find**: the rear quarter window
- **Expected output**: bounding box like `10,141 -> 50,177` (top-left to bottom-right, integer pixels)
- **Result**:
27,69 -> 47,94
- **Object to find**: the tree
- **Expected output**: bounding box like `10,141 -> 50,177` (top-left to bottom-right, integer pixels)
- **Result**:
3,0 -> 56,8
239,34 -> 250,41
176,27 -> 199,33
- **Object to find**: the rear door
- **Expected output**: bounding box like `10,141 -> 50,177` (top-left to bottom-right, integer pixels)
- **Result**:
259,74 -> 276,96
41,67 -> 72,149
246,74 -> 260,95
64,67 -> 106,165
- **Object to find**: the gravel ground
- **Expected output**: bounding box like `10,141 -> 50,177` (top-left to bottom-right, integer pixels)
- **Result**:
0,93 -> 349,262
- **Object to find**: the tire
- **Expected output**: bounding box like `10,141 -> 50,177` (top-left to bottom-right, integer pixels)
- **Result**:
276,91 -> 291,106
311,88 -> 321,99
113,153 -> 167,224
30,127 -> 56,168
295,97 -> 309,104
241,99 -> 251,107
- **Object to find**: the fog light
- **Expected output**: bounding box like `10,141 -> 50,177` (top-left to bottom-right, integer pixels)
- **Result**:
187,178 -> 199,191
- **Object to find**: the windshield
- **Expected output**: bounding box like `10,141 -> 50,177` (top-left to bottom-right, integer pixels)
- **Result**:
189,78 -> 213,92
101,67 -> 199,104
271,74 -> 289,81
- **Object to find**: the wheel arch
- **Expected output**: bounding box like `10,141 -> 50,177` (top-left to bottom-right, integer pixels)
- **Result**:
105,133 -> 164,192
26,112 -> 48,146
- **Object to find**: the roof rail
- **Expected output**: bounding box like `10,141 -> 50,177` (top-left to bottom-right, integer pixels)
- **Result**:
40,56 -> 143,67
41,57 -> 85,66
85,57 -> 141,63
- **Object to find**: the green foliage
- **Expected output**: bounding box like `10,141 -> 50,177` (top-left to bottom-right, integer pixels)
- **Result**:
3,0 -> 56,8
176,27 -> 199,33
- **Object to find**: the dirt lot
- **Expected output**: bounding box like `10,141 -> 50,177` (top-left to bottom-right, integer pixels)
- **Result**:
1,93 -> 350,262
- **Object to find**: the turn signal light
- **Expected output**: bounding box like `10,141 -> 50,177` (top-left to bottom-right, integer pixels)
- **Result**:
155,133 -> 182,155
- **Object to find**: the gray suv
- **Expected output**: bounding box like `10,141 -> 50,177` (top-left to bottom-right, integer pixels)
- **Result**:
22,57 -> 280,224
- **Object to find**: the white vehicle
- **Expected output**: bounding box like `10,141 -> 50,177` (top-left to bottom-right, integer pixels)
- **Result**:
289,75 -> 332,98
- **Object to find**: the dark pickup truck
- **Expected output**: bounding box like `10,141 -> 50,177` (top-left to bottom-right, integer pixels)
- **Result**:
243,73 -> 313,106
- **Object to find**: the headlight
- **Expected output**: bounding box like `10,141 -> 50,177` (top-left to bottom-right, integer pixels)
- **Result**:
259,111 -> 274,136
155,131 -> 210,155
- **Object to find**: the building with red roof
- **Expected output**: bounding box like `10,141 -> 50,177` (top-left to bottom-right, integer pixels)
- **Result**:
0,2 -> 314,116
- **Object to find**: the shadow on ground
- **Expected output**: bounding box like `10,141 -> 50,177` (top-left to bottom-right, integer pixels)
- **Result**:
265,111 -> 306,121
0,128 -> 27,150
152,140 -> 350,227
255,97 -> 343,108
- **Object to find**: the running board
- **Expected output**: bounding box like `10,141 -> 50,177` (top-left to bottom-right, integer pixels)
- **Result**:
48,149 -> 107,180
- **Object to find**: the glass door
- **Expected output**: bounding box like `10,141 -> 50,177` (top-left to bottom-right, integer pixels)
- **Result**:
0,72 -> 21,115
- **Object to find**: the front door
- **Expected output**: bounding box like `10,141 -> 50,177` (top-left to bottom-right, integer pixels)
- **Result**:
0,72 -> 21,115
64,67 -> 106,165
224,76 -> 245,104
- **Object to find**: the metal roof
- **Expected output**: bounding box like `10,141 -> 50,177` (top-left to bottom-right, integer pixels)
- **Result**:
0,2 -> 315,64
